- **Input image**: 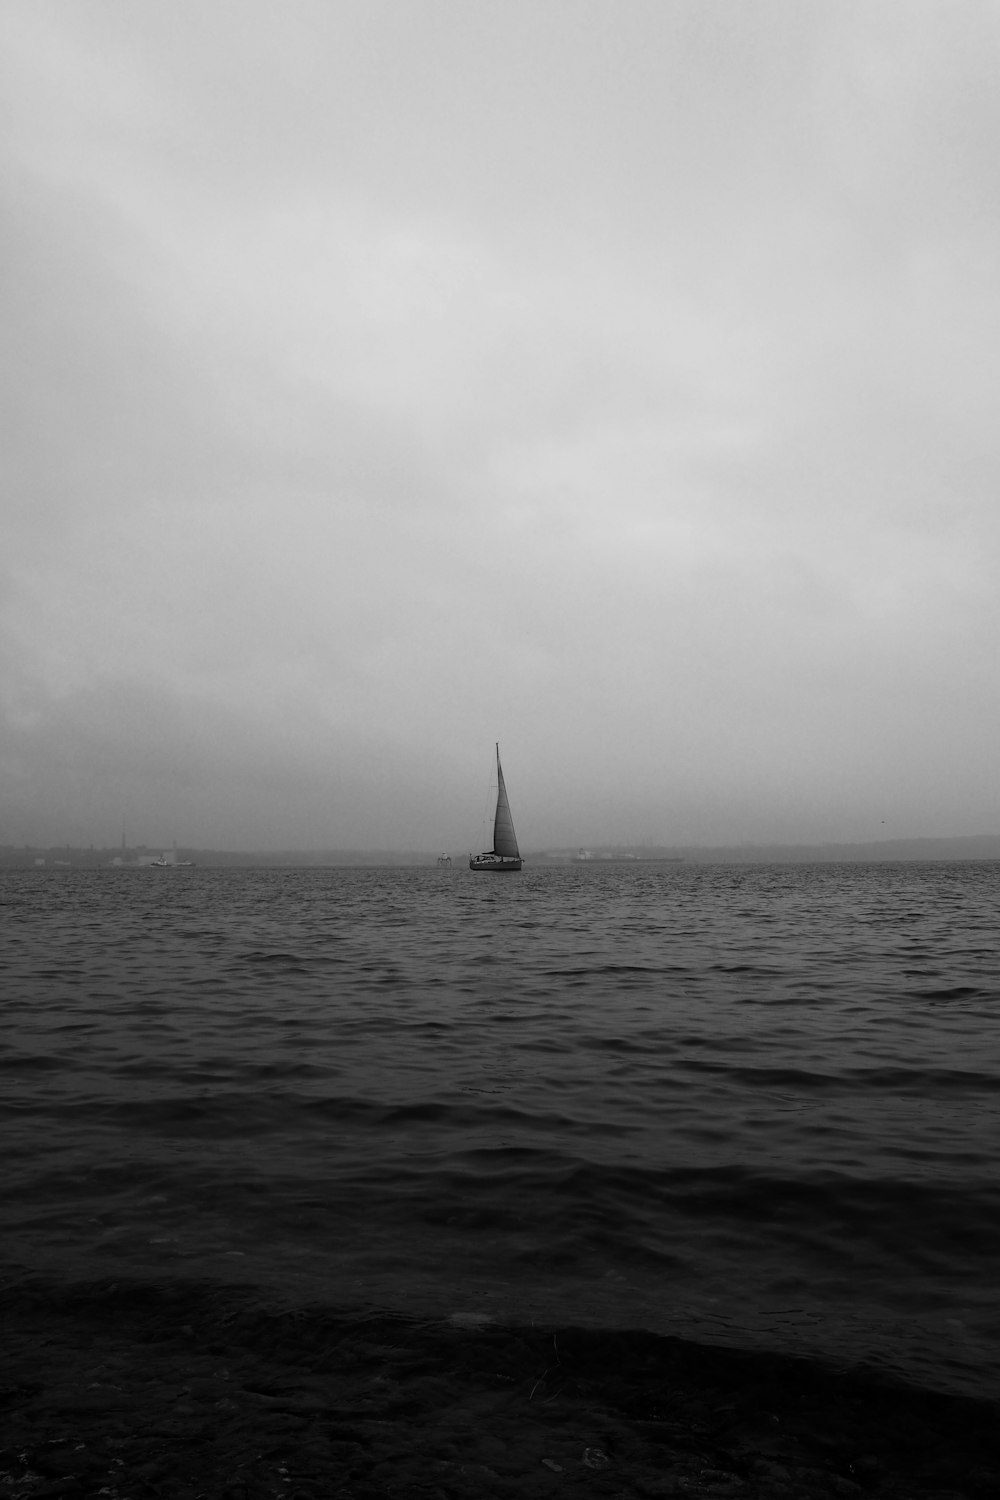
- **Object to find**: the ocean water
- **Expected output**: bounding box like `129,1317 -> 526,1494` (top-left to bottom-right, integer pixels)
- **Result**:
2,860 -> 998,1399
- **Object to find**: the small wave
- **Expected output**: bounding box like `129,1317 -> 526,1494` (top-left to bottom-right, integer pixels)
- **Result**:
908,985 -> 990,1002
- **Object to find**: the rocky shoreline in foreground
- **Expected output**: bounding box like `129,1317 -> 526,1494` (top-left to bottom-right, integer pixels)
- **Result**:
1,1278 -> 997,1499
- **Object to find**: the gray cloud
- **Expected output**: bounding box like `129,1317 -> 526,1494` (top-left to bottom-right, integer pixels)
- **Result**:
2,1 -> 998,850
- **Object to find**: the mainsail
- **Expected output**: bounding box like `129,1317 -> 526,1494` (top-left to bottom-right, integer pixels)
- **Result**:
492,745 -> 519,858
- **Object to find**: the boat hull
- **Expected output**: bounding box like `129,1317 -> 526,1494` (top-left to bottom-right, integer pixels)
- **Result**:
469,853 -> 522,873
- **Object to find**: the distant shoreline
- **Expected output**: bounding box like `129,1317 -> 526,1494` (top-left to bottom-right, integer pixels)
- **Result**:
3,834 -> 1000,869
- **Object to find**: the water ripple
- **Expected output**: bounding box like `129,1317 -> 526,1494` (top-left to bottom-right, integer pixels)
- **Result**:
2,860 -> 999,1397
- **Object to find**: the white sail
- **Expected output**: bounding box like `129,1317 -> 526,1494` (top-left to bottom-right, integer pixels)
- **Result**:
492,745 -> 520,858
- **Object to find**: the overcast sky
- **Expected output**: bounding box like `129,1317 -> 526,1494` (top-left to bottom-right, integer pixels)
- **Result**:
2,1 -> 999,852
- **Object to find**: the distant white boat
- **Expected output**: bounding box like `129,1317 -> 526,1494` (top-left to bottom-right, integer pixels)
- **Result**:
469,744 -> 522,873
149,847 -> 194,868
437,853 -> 452,868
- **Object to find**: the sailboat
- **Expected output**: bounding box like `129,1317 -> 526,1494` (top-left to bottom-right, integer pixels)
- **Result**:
469,744 -> 522,873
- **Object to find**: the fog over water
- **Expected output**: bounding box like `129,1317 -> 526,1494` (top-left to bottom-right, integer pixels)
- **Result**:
2,2 -> 999,851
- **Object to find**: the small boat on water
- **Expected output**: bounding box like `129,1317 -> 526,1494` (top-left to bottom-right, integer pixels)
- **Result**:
469,744 -> 522,873
148,844 -> 194,867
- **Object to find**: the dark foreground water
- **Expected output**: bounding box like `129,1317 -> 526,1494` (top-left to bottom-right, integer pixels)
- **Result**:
2,861 -> 998,1399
